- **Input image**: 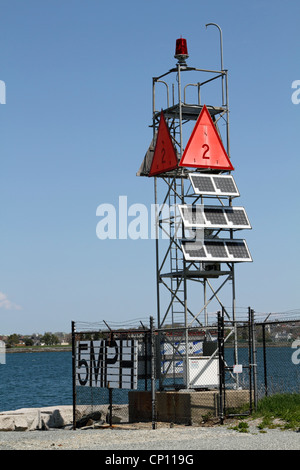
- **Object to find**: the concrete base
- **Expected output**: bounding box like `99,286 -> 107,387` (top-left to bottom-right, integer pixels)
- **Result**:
129,390 -> 251,425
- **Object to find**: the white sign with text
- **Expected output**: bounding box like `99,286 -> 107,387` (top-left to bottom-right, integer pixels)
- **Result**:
76,339 -> 138,390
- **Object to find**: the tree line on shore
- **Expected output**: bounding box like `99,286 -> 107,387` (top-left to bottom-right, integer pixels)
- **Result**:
0,332 -> 71,348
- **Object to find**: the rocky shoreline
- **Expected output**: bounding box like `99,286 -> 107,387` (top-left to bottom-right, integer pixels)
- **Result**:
0,404 -> 129,432
0,406 -> 75,431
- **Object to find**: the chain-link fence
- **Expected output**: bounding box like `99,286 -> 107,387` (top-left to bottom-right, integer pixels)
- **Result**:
147,316 -> 254,426
255,318 -> 300,398
71,313 -> 300,428
71,320 -> 153,429
71,315 -> 254,428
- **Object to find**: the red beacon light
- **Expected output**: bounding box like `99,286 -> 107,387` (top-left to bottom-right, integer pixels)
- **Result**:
174,37 -> 189,65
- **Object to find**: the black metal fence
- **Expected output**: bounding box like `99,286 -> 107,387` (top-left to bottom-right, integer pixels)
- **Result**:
71,319 -> 154,428
255,318 -> 300,398
71,312 -> 300,428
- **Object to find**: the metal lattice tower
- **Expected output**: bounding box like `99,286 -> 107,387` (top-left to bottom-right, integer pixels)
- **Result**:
137,30 -> 252,389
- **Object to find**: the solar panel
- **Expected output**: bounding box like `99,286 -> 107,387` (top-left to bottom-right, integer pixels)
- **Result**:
190,175 -> 215,193
224,207 -> 249,226
179,205 -> 205,226
226,240 -> 250,259
205,240 -> 228,258
213,176 -> 237,194
181,239 -> 252,262
179,205 -> 251,229
189,174 -> 240,197
204,207 -> 227,226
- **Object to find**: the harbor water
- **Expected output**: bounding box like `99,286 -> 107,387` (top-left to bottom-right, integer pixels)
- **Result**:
0,346 -> 299,412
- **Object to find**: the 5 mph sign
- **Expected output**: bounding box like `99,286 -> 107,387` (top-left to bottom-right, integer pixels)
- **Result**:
76,339 -> 138,390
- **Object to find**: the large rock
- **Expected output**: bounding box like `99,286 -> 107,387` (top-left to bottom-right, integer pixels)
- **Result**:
0,404 -> 128,431
0,415 -> 15,431
0,406 -> 75,431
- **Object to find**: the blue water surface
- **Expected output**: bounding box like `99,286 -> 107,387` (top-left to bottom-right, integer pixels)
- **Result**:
0,346 -> 299,412
0,351 -> 72,412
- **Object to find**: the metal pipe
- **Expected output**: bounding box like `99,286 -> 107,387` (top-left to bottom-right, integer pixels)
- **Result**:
217,311 -> 224,424
152,77 -> 156,118
71,320 -> 77,430
150,316 -> 157,429
154,67 -> 224,82
250,308 -> 258,410
177,62 -> 189,388
108,388 -> 113,426
144,325 -> 148,391
204,279 -> 207,326
205,23 -> 225,105
152,76 -> 162,389
262,323 -> 268,396
177,63 -> 183,161
183,83 -> 201,104
231,263 -> 239,390
248,309 -> 253,414
156,80 -> 170,109
225,70 -> 231,159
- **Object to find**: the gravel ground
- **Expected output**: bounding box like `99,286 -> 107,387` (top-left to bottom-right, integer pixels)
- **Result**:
0,422 -> 299,451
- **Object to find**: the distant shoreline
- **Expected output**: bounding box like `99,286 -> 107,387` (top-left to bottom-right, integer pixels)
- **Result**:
5,342 -> 293,353
6,346 -> 72,353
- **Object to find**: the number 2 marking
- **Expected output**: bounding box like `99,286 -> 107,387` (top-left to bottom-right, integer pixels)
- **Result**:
202,143 -> 209,159
161,140 -> 166,163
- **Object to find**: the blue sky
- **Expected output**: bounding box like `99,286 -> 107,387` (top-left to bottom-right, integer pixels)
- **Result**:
0,0 -> 299,334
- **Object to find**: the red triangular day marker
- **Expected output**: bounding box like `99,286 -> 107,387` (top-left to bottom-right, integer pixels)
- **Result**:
179,105 -> 234,171
149,111 -> 178,176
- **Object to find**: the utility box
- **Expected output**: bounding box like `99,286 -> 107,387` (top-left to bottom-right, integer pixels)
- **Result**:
184,356 -> 219,388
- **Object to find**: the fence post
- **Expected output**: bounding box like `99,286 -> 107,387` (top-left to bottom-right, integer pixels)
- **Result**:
250,308 -> 258,410
108,388 -> 113,426
261,322 -> 268,396
221,306 -> 226,414
217,311 -> 224,424
144,326 -> 148,391
71,320 -> 77,430
248,311 -> 253,414
150,316 -> 156,429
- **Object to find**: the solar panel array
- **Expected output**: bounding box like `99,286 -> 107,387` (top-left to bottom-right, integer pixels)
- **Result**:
179,205 -> 251,229
189,173 -> 240,197
182,239 -> 252,262
178,172 -> 252,263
